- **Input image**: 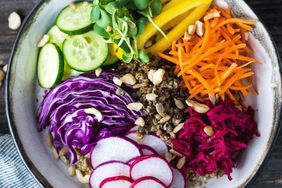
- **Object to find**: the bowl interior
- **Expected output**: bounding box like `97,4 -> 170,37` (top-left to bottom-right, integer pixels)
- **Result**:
7,0 -> 282,187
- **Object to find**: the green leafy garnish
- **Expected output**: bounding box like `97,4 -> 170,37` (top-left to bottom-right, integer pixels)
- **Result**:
91,0 -> 165,64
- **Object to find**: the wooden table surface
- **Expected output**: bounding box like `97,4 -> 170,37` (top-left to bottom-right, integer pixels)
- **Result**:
0,0 -> 281,187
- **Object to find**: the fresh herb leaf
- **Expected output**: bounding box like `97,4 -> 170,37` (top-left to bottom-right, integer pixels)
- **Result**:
138,50 -> 149,64
150,0 -> 162,15
93,24 -> 110,38
91,5 -> 101,23
137,17 -> 147,34
96,9 -> 112,28
104,2 -> 119,14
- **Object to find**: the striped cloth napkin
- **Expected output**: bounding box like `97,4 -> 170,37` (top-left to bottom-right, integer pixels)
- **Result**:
0,134 -> 40,188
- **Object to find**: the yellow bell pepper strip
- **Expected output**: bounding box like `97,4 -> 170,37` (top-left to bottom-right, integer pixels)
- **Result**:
137,0 -> 209,50
110,43 -> 124,60
147,2 -> 212,54
161,0 -> 170,4
162,9 -> 193,31
162,0 -> 183,12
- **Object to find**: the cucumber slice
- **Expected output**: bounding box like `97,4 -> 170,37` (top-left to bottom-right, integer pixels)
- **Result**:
47,25 -> 68,50
62,61 -> 82,80
56,2 -> 93,35
63,31 -> 108,72
37,44 -> 64,88
103,54 -> 119,66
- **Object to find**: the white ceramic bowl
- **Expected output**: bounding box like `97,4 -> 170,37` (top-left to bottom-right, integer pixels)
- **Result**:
5,0 -> 282,187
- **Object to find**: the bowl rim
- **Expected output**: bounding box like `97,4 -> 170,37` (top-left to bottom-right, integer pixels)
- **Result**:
5,0 -> 282,188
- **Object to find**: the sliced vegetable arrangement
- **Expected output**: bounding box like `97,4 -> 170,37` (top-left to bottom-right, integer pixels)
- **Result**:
37,0 -> 261,187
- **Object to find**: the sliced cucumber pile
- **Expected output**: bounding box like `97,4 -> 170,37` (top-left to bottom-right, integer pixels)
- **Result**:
63,31 -> 108,72
56,2 -> 93,35
37,44 -> 64,88
37,1 -> 118,88
48,25 -> 68,50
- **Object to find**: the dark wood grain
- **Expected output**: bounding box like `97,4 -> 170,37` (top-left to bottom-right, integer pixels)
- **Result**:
0,0 -> 281,187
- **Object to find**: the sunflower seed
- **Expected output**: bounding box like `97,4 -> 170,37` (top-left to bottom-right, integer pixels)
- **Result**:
60,155 -> 69,165
68,166 -> 76,176
147,69 -> 157,83
196,21 -> 204,36
76,169 -> 89,184
37,34 -> 50,47
152,69 -> 165,85
174,98 -> 184,110
2,64 -> 7,72
183,32 -> 191,41
95,67 -> 102,77
8,12 -> 21,30
47,133 -> 53,147
59,146 -> 68,156
177,157 -> 186,169
158,115 -> 171,124
113,77 -> 122,86
146,93 -> 158,101
135,117 -> 145,127
173,123 -> 184,133
170,149 -> 183,157
209,94 -> 217,106
186,99 -> 210,113
170,132 -> 176,139
51,147 -> 59,160
127,102 -> 143,111
165,152 -> 175,162
85,108 -> 103,122
120,73 -> 137,85
116,88 -> 125,96
156,103 -> 166,117
204,126 -> 214,136
0,70 -> 4,81
188,24 -> 196,35
204,10 -> 221,21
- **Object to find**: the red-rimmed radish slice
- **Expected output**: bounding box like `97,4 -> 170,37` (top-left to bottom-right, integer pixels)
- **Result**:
141,145 -> 158,155
90,161 -> 130,188
91,137 -> 142,168
130,155 -> 173,186
126,133 -> 168,156
130,176 -> 166,188
127,157 -> 138,165
100,176 -> 132,188
170,168 -> 186,188
129,126 -> 138,132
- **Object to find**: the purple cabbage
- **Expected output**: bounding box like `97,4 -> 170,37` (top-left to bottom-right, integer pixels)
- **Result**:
38,72 -> 141,164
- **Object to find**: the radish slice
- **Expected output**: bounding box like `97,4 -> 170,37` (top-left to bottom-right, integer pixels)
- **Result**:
130,155 -> 173,187
100,176 -> 132,188
131,177 -> 166,188
126,133 -> 168,156
170,168 -> 186,188
127,157 -> 138,165
90,161 -> 130,188
141,145 -> 158,155
91,137 -> 142,168
129,126 -> 138,132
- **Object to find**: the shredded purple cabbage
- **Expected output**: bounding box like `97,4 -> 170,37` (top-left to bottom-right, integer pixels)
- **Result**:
38,72 -> 141,164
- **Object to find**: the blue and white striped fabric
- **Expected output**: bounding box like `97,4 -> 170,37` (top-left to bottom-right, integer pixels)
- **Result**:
0,134 -> 40,188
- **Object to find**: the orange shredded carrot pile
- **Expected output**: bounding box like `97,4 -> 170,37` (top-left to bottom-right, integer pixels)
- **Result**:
158,6 -> 259,102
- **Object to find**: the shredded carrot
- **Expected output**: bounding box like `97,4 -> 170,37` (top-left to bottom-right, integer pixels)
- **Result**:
158,6 -> 258,102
